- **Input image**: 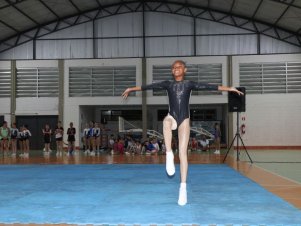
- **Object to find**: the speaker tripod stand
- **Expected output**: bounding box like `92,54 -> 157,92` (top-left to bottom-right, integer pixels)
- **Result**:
223,112 -> 253,163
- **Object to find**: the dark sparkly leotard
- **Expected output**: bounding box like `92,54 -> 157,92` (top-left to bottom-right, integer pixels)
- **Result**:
141,80 -> 218,126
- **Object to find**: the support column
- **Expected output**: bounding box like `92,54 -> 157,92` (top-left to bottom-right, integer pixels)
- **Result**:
227,56 -> 234,152
142,58 -> 147,140
58,60 -> 64,123
10,60 -> 16,123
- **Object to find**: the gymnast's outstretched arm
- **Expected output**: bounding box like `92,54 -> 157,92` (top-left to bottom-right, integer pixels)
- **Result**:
218,86 -> 244,95
122,81 -> 169,99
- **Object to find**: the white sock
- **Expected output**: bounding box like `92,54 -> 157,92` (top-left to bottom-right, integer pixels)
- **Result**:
180,182 -> 186,189
166,151 -> 175,176
178,183 -> 187,206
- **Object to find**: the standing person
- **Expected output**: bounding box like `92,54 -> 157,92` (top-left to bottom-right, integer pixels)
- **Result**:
10,123 -> 19,157
42,124 -> 52,155
122,60 -> 243,205
213,123 -> 221,155
108,134 -> 115,152
55,121 -> 64,156
21,125 -> 31,158
18,126 -> 24,156
0,121 -> 10,155
93,122 -> 101,154
189,137 -> 198,152
83,123 -> 89,153
88,121 -> 95,154
67,122 -> 76,155
199,135 -> 209,152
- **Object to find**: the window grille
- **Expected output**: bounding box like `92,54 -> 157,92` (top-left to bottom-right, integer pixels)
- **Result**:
16,67 -> 59,97
69,66 -> 136,97
240,62 -> 301,94
0,68 -> 11,98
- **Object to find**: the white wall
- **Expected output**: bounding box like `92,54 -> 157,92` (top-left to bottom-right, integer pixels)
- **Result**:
0,42 -> 33,60
232,54 -> 301,147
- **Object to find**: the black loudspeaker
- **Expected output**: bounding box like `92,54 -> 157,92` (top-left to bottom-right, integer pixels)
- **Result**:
228,87 -> 246,112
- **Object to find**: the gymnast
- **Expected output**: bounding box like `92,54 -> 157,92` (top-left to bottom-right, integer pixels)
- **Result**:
122,60 -> 243,206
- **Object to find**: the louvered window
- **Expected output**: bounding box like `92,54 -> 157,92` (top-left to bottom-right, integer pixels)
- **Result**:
153,64 -> 222,96
69,66 -> 136,97
240,62 -> 301,94
16,68 -> 59,97
0,68 -> 11,98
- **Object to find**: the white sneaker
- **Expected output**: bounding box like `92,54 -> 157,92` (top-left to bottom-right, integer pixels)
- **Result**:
24,153 -> 29,158
19,153 -> 24,157
178,186 -> 187,206
214,150 -> 220,155
90,151 -> 96,156
11,153 -> 16,157
166,151 -> 175,176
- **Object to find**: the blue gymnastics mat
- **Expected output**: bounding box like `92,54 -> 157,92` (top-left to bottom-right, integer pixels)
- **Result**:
0,164 -> 301,226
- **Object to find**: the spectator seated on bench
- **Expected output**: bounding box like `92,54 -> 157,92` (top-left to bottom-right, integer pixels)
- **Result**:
198,135 -> 209,152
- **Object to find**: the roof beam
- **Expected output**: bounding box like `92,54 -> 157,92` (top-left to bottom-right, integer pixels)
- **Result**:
68,0 -> 81,13
229,0 -> 236,14
0,19 -> 20,33
270,0 -> 301,10
273,0 -> 295,26
0,19 -> 32,39
1,0 -> 301,53
251,0 -> 264,19
0,0 -> 27,10
38,0 -> 60,19
4,0 -> 40,25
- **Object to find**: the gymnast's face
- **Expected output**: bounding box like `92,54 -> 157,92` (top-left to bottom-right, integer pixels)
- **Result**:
172,61 -> 187,81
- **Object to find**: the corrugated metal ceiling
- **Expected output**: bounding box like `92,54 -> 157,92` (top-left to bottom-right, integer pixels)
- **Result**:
0,0 -> 300,49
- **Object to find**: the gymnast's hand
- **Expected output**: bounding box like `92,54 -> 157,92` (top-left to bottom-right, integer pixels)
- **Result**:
229,87 -> 244,95
122,86 -> 142,99
122,88 -> 131,99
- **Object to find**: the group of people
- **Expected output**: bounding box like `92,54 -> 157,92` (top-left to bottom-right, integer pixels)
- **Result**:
108,130 -> 221,156
0,121 -> 77,158
0,121 -> 31,157
189,123 -> 221,154
42,121 -> 76,156
81,121 -> 104,156
109,135 -> 164,155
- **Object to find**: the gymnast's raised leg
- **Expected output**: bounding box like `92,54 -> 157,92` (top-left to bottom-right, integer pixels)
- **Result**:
163,115 -> 177,176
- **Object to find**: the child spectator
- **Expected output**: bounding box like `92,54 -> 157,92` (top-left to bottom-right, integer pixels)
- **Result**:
213,123 -> 221,154
20,125 -> 31,158
55,121 -> 64,156
199,135 -> 209,152
67,122 -> 76,155
10,123 -> 18,157
93,122 -> 101,155
0,121 -> 10,155
190,137 -> 198,152
42,123 -> 52,155
83,123 -> 89,153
